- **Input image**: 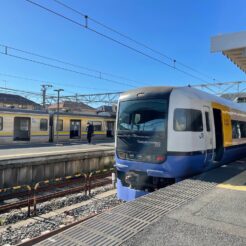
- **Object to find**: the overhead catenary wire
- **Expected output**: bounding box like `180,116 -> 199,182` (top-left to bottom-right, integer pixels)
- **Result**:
0,72 -> 121,93
0,44 -> 136,88
0,84 -> 122,105
0,44 -> 146,86
53,0 -> 218,82
24,0 -> 210,83
0,85 -> 54,97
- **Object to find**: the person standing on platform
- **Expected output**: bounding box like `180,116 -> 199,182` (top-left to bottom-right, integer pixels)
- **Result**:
86,122 -> 94,144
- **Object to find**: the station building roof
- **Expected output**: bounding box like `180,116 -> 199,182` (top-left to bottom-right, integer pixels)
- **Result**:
211,31 -> 246,73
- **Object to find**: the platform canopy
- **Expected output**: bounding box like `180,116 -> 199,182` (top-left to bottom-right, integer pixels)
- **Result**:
211,31 -> 246,73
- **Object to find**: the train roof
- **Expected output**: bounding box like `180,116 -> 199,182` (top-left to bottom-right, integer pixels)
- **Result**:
52,111 -> 115,119
119,86 -> 174,101
174,86 -> 246,112
119,86 -> 246,113
0,107 -> 49,115
0,107 -> 115,119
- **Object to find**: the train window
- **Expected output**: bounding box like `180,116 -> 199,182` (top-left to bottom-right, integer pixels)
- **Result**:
58,120 -> 63,131
92,121 -> 102,131
118,99 -> 168,132
40,119 -> 48,131
0,117 -> 2,131
20,119 -> 29,131
205,112 -> 211,132
232,120 -> 240,139
239,122 -> 246,138
174,109 -> 203,132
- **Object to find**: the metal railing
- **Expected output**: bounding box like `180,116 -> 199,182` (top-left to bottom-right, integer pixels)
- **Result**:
0,167 -> 116,217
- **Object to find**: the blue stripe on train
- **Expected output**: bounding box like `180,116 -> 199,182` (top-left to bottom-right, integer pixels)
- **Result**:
116,144 -> 246,201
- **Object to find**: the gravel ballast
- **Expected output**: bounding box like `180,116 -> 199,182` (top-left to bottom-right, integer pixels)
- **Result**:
0,185 -> 122,245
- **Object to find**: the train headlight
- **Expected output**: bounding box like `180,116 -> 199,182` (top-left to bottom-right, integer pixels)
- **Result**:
156,155 -> 166,162
125,172 -> 138,188
118,151 -> 127,159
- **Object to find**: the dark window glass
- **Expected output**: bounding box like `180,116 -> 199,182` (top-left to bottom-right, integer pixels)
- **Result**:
118,99 -> 168,132
232,120 -> 246,139
58,119 -> 63,131
92,121 -> 102,131
239,122 -> 246,138
174,109 -> 203,132
0,117 -> 2,130
20,119 -> 29,131
232,120 -> 240,139
237,97 -> 246,103
40,119 -> 48,131
205,112 -> 211,132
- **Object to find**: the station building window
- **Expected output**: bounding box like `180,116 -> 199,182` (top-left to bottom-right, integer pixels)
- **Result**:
58,119 -> 63,131
40,119 -> 48,131
92,121 -> 102,131
174,109 -> 203,132
0,117 -> 3,131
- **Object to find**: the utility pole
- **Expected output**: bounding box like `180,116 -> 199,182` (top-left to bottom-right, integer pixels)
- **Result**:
54,89 -> 64,144
41,84 -> 53,109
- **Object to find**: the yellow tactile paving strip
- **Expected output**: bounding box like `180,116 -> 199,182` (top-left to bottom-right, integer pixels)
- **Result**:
217,170 -> 246,191
217,183 -> 246,191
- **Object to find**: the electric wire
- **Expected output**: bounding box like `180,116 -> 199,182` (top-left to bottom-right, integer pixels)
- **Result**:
0,77 -> 122,105
53,0 -> 217,82
0,45 -> 136,88
0,44 -> 145,86
24,0 -> 210,83
0,72 -> 121,93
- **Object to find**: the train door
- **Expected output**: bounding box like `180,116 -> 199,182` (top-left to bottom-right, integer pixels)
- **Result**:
203,106 -> 214,162
106,121 -> 114,137
14,117 -> 31,141
70,120 -> 81,139
49,115 -> 53,142
213,108 -> 224,161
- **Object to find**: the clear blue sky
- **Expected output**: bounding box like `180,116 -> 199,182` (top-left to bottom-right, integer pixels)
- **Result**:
0,0 -> 245,97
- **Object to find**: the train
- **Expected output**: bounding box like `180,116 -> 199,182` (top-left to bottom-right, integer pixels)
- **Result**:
0,108 -> 115,145
115,86 -> 246,201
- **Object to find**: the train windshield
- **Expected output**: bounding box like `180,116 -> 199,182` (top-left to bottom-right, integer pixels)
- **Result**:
117,98 -> 168,163
118,99 -> 167,132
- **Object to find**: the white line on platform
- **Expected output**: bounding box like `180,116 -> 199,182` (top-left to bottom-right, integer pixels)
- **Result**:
0,147 -> 114,159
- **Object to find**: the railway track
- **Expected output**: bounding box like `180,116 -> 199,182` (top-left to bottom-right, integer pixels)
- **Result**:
0,188 -> 121,245
17,213 -> 98,246
0,168 -> 116,216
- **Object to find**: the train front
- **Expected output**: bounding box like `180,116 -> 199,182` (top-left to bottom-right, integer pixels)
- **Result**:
115,87 -> 173,201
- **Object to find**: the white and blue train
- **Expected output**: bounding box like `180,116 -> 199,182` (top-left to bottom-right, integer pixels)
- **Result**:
115,86 -> 246,201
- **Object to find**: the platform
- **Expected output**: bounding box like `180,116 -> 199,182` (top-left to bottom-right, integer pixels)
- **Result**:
35,159 -> 246,246
0,141 -> 114,161
0,141 -> 115,189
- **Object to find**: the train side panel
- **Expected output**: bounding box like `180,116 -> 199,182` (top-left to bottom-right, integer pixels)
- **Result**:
0,110 -> 50,145
52,113 -> 115,142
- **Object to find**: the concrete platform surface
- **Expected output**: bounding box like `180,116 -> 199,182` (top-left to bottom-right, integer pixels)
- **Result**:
0,141 -> 114,161
35,159 -> 246,246
125,161 -> 246,246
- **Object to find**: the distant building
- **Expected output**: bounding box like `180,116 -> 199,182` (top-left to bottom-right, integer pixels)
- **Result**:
48,100 -> 97,115
0,93 -> 42,110
97,105 -> 117,117
221,93 -> 246,104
